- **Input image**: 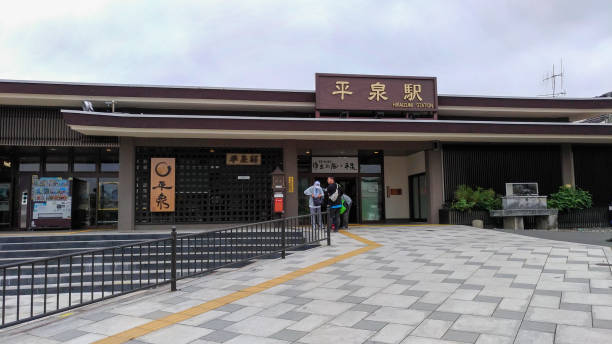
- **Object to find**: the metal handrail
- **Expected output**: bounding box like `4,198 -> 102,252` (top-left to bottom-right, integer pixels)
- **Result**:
0,213 -> 329,328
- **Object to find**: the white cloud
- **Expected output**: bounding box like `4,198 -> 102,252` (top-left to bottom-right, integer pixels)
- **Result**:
0,0 -> 610,97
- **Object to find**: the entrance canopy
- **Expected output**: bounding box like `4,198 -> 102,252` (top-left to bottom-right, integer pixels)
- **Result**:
62,110 -> 612,144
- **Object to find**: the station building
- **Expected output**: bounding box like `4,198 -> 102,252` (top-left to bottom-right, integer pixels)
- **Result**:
0,73 -> 611,231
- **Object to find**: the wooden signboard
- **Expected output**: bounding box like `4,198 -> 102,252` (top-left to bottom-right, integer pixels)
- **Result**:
150,158 -> 175,212
226,153 -> 261,166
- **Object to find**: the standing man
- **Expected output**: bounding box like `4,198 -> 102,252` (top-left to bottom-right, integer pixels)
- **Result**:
325,176 -> 343,231
340,193 -> 352,229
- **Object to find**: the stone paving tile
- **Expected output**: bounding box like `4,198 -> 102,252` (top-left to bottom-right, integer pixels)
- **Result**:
271,329 -> 308,342
298,324 -> 373,344
371,323 -> 414,343
556,325 -> 612,344
524,306 -> 592,327
451,315 -> 521,337
139,324 -> 213,344
437,299 -> 496,316
442,329 -> 479,343
199,319 -> 235,330
411,319 -> 452,339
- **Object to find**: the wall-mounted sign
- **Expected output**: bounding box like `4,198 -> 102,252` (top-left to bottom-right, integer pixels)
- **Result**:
312,157 -> 358,174
226,153 -> 261,166
287,176 -> 294,193
315,73 -> 437,112
150,158 -> 175,212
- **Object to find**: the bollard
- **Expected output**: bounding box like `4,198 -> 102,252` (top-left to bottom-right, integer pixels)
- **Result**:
170,226 -> 177,291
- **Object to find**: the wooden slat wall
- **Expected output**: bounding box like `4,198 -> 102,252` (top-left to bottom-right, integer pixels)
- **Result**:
442,144 -> 562,203
0,105 -> 118,147
573,145 -> 612,206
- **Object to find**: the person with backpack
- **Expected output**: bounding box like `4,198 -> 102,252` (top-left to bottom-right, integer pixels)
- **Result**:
303,180 -> 324,229
325,176 -> 343,231
340,193 -> 352,229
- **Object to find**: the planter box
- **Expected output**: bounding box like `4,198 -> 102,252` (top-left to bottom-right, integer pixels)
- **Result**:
439,209 -> 499,227
557,207 -> 610,229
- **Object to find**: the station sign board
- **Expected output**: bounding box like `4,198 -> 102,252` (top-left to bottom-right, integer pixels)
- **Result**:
315,73 -> 437,112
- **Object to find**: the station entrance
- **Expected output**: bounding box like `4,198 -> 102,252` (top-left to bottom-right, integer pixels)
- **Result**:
297,150 -> 385,224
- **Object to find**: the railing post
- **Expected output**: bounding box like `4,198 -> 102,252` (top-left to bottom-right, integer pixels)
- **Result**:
281,219 -> 286,259
170,226 -> 177,292
327,212 -> 331,246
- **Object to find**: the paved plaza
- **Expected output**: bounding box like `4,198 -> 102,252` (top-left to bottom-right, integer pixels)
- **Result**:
2,225 -> 612,344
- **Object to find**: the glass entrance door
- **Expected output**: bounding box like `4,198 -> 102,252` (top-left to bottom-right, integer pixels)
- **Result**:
409,173 -> 428,221
360,176 -> 383,222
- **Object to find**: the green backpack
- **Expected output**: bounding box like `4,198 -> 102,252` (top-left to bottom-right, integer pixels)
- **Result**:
340,199 -> 347,215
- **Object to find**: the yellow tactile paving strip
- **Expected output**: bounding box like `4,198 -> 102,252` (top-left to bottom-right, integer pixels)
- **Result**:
92,230 -> 382,344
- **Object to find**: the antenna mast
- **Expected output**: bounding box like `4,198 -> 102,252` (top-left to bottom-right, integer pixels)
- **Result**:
540,59 -> 567,97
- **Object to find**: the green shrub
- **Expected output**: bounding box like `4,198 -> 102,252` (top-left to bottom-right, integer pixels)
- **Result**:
451,198 -> 476,211
451,184 -> 501,211
548,185 -> 593,212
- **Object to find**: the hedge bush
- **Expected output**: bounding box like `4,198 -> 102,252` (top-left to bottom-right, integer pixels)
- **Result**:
451,185 -> 502,211
548,185 -> 593,212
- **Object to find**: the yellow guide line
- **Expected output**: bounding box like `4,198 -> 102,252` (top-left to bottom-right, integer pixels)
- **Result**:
93,230 -> 381,344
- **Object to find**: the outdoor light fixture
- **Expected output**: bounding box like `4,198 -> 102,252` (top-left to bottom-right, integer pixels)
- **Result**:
82,101 -> 94,112
2,161 -> 10,168
305,150 -> 311,155
374,151 -> 380,154
209,148 -> 215,153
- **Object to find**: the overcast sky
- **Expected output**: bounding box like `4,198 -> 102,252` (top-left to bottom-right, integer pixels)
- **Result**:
1,1 -> 610,97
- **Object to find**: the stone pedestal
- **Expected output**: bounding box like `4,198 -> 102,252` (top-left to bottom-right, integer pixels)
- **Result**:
536,215 -> 558,230
504,216 -> 524,230
471,219 -> 484,229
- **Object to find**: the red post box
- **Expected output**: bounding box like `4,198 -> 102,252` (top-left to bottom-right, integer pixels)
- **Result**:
274,194 -> 284,213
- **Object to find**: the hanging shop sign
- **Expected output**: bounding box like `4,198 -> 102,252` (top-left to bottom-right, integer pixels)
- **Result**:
315,73 -> 437,112
150,157 -> 175,212
312,157 -> 359,174
226,153 -> 261,166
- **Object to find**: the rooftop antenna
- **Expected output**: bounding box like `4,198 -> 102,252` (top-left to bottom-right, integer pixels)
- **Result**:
540,59 -> 567,97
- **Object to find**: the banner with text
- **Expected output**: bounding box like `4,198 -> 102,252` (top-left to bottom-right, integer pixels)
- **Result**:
150,158 -> 175,212
312,157 -> 359,174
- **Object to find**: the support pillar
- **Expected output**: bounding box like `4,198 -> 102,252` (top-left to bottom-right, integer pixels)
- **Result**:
283,141 -> 298,217
118,137 -> 135,232
425,148 -> 444,224
560,144 -> 575,187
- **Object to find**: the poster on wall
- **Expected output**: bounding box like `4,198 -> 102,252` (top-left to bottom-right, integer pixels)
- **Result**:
31,177 -> 72,228
311,157 -> 359,174
150,158 -> 175,212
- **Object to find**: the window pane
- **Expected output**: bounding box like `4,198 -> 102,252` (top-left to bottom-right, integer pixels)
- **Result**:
18,150 -> 41,172
74,147 -> 98,172
101,147 -> 119,172
100,163 -> 119,172
19,163 -> 40,172
360,164 -> 381,173
45,163 -> 68,172
74,163 -> 96,172
46,147 -> 69,172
